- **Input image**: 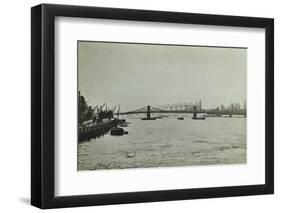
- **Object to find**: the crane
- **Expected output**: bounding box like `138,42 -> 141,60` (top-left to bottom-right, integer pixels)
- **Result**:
97,103 -> 106,112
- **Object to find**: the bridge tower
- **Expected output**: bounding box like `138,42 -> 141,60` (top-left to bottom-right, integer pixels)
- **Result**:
193,106 -> 197,119
147,105 -> 151,119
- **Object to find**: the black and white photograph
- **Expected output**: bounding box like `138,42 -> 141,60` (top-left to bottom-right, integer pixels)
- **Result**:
28,2 -> 274,210
78,41 -> 247,171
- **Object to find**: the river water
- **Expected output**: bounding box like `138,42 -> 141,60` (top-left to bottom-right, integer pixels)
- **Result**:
78,114 -> 246,171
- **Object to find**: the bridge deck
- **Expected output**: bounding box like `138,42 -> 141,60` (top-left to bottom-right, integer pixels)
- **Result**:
117,105 -> 245,116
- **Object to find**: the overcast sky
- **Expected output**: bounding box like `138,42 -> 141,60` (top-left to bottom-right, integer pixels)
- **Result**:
78,41 -> 246,111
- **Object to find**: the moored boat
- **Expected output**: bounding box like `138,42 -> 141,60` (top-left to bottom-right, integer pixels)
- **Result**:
110,127 -> 125,136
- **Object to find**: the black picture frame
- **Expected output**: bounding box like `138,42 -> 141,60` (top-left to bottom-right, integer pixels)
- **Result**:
31,3 -> 274,209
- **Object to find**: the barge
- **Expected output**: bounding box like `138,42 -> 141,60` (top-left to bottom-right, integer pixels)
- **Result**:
79,119 -> 118,142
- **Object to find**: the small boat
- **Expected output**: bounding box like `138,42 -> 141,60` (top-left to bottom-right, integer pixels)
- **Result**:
110,127 -> 124,136
177,117 -> 184,120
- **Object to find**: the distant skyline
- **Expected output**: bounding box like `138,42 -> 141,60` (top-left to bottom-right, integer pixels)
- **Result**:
78,41 -> 246,112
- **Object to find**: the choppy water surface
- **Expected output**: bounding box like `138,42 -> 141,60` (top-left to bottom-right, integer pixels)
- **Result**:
78,114 -> 246,170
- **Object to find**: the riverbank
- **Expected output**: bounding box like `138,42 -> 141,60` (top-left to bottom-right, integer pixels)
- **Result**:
79,119 -> 118,142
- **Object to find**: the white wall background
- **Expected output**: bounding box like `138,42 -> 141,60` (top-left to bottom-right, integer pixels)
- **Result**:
0,0 -> 279,212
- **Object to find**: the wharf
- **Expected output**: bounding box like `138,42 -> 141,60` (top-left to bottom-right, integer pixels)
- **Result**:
79,119 -> 117,142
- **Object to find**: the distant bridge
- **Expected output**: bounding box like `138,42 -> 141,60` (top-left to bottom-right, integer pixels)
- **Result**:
118,105 -> 205,115
118,105 -> 246,118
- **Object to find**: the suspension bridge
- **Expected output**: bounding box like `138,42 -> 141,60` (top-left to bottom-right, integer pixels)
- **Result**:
119,105 -> 205,115
117,105 -> 246,119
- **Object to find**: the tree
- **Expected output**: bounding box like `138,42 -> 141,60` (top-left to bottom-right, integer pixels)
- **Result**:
78,91 -> 91,125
